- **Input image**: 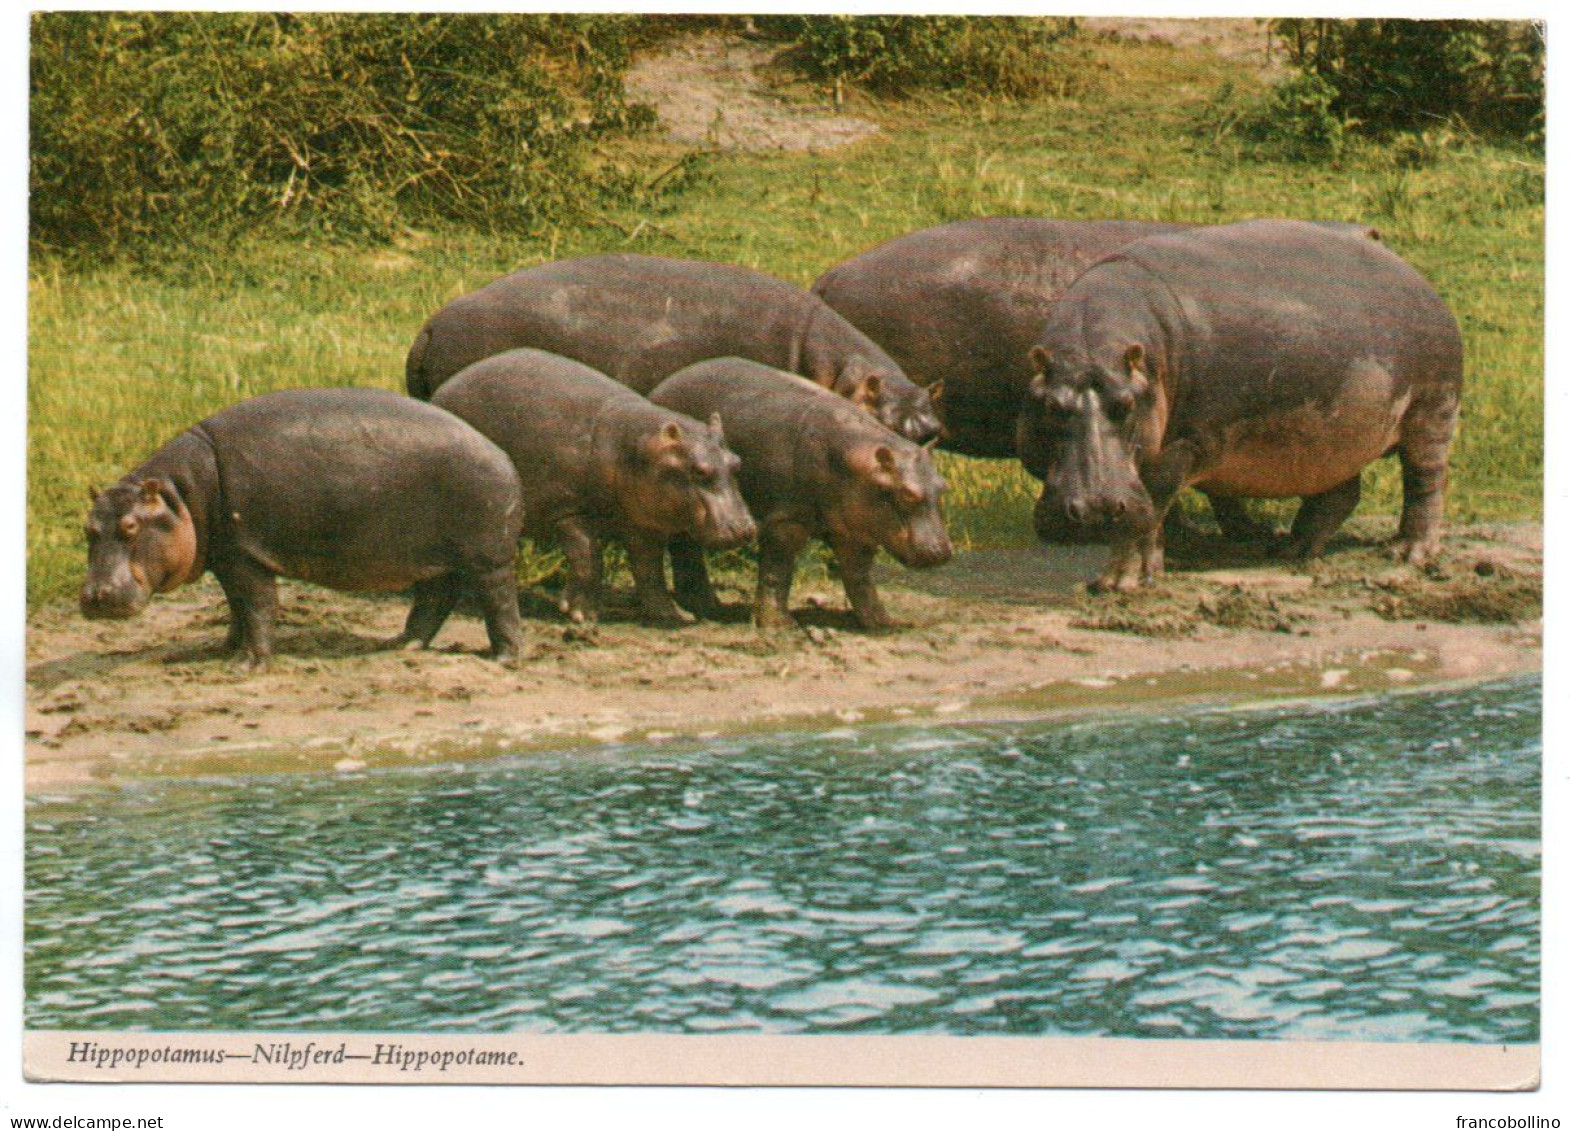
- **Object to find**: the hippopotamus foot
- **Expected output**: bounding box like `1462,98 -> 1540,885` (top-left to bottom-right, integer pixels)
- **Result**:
1391,446 -> 1449,569
832,538 -> 900,631
1091,529 -> 1165,593
754,603 -> 798,631
754,522 -> 809,632
556,519 -> 605,627
1207,494 -> 1278,543
225,649 -> 271,675
1388,536 -> 1440,567
396,574 -> 464,650
472,565 -> 525,664
213,557 -> 278,675
670,538 -> 728,621
1284,476 -> 1362,560
626,532 -> 695,628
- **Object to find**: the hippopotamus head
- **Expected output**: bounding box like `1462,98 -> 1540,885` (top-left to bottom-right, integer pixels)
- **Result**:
841,357 -> 945,445
1021,343 -> 1159,544
623,415 -> 756,549
80,478 -> 198,619
834,440 -> 953,569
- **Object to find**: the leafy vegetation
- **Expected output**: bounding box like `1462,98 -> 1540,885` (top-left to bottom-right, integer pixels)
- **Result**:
759,15 -> 1083,99
30,12 -> 681,257
1235,20 -> 1544,153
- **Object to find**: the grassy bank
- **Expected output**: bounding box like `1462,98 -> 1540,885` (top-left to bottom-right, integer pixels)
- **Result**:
27,32 -> 1543,607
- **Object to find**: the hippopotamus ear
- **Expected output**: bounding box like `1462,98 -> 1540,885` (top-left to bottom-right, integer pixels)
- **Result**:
852,373 -> 884,406
926,378 -> 945,405
707,411 -> 725,445
1124,344 -> 1151,397
643,420 -> 687,464
139,478 -> 165,506
849,443 -> 901,488
1029,346 -> 1051,376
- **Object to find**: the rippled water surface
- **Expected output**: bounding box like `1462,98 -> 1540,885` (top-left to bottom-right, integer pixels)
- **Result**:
27,677 -> 1539,1040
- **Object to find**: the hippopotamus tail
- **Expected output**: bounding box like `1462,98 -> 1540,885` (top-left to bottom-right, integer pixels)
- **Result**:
406,327 -> 434,400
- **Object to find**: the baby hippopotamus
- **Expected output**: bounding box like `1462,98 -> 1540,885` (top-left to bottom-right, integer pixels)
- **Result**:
1020,219 -> 1463,591
432,349 -> 756,625
650,358 -> 953,631
80,388 -> 525,669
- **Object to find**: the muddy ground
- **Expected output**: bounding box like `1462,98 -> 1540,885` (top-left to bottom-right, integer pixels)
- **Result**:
25,522 -> 1541,795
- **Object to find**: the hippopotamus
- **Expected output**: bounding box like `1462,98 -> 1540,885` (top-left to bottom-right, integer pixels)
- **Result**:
79,388 -> 525,668
649,358 -> 952,630
811,216 -> 1381,540
406,253 -> 942,443
1017,219 -> 1462,591
431,348 -> 756,625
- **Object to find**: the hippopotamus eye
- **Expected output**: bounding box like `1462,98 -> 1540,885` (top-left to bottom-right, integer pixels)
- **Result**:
1104,391 -> 1136,423
117,514 -> 140,539
897,485 -> 925,508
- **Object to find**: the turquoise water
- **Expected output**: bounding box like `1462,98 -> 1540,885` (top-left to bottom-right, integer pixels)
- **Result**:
26,677 -> 1539,1040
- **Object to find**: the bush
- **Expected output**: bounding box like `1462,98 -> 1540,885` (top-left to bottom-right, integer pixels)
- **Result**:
30,12 -> 671,257
1271,19 -> 1543,144
760,15 -> 1081,99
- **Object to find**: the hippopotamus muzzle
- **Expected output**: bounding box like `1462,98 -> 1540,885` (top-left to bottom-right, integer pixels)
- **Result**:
79,575 -> 151,620
886,521 -> 954,569
701,503 -> 757,550
1033,487 -> 1155,545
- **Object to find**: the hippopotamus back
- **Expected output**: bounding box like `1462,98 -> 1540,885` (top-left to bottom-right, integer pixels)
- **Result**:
407,253 -> 941,442
198,388 -> 522,592
812,217 -> 1380,459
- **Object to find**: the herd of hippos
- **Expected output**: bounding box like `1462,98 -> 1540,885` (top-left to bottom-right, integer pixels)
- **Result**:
79,216 -> 1464,671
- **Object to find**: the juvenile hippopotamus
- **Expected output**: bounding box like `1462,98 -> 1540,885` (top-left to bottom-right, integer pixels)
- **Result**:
1018,219 -> 1462,591
650,359 -> 952,630
406,253 -> 942,443
431,348 -> 755,625
812,216 -> 1381,541
79,388 -> 525,669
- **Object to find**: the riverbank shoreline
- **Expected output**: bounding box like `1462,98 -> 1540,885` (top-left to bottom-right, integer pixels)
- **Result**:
24,523 -> 1541,796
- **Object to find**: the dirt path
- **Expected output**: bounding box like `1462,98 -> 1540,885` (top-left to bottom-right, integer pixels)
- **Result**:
25,524 -> 1541,794
625,33 -> 877,152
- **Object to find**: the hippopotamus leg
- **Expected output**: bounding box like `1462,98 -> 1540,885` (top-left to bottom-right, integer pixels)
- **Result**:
1092,440 -> 1201,593
1390,404 -> 1457,565
1287,475 -> 1363,559
212,556 -> 279,671
397,574 -> 462,649
555,517 -> 603,624
1206,494 -> 1277,543
831,537 -> 895,631
472,565 -> 525,662
626,531 -> 694,627
669,537 -> 725,620
755,519 -> 811,630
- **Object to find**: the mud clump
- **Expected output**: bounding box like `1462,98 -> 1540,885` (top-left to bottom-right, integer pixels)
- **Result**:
1371,562 -> 1542,625
1197,586 -> 1298,633
1070,589 -> 1200,638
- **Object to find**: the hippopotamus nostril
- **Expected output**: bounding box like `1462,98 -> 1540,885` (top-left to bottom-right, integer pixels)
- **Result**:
1110,498 -> 1127,519
1065,498 -> 1089,523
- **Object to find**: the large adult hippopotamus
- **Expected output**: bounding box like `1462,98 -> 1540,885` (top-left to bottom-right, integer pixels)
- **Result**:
432,348 -> 756,626
1018,219 -> 1462,591
811,216 -> 1380,540
650,359 -> 953,631
79,388 -> 525,669
406,253 -> 943,443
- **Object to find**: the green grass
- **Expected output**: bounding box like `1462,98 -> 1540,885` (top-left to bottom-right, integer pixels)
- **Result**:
28,33 -> 1542,606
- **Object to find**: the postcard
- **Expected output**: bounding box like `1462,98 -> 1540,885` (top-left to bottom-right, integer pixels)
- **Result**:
19,10 -> 1544,1101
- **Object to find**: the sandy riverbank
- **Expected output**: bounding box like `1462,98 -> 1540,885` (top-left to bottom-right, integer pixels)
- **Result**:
24,523 -> 1541,794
